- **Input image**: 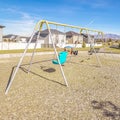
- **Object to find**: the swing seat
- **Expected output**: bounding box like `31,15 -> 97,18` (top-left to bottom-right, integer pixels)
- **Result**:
73,50 -> 78,55
52,51 -> 68,65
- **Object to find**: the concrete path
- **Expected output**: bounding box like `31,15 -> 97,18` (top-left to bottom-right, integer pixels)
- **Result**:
0,52 -> 54,59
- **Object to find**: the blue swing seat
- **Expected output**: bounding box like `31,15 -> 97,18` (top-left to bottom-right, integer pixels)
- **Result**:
52,51 -> 68,65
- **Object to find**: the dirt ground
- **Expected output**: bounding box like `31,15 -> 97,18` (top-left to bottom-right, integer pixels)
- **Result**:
0,52 -> 120,120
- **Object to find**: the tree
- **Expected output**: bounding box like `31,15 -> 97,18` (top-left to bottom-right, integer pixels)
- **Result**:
108,38 -> 112,42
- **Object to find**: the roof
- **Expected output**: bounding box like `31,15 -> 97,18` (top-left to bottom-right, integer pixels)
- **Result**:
3,34 -> 18,38
0,25 -> 5,28
66,31 -> 80,36
3,34 -> 29,39
40,29 -> 65,35
66,31 -> 93,38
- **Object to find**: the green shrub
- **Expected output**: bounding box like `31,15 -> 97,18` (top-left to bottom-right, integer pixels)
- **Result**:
118,43 -> 120,48
82,41 -> 86,48
108,42 -> 111,46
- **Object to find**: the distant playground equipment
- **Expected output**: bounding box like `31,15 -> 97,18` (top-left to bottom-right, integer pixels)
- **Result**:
64,46 -> 78,55
5,20 -> 104,94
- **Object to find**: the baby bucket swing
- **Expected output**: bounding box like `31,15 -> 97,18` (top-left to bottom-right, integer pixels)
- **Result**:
52,51 -> 68,65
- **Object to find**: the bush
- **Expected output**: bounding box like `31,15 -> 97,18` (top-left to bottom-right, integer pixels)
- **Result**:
119,43 -> 120,48
82,41 -> 86,48
108,42 -> 111,46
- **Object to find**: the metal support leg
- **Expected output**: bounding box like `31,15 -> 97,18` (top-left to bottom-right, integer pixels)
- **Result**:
5,30 -> 36,94
52,41 -> 69,86
93,47 -> 102,67
47,24 -> 68,87
27,32 -> 40,73
59,62 -> 69,87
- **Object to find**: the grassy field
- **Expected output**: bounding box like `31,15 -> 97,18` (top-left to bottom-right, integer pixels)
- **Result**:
0,48 -> 56,54
0,46 -> 120,54
0,52 -> 120,120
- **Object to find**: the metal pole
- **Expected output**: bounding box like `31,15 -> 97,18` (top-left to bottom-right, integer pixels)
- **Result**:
46,21 -> 68,87
87,31 -> 102,67
27,31 -> 41,73
93,46 -> 102,67
5,30 -> 36,94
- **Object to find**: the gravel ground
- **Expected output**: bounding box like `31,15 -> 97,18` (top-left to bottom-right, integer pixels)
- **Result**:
0,52 -> 120,120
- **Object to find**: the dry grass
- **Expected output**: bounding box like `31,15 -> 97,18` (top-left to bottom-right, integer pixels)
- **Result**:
0,52 -> 120,120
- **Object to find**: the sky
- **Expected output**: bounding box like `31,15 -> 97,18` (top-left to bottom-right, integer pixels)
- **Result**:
0,0 -> 120,36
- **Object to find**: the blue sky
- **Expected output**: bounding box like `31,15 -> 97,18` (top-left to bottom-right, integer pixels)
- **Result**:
0,0 -> 120,36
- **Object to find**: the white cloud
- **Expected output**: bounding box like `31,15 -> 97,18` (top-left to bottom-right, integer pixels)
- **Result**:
70,0 -> 109,8
3,19 -> 36,36
0,8 -> 17,13
0,7 -> 40,36
20,12 -> 32,20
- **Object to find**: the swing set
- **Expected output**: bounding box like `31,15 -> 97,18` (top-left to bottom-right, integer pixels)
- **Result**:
5,20 -> 104,94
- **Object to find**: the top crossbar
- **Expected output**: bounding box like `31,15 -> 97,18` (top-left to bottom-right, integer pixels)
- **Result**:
35,20 -> 104,35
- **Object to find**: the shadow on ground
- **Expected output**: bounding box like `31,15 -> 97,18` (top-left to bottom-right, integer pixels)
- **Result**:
91,100 -> 120,120
40,66 -> 56,73
5,60 -> 65,93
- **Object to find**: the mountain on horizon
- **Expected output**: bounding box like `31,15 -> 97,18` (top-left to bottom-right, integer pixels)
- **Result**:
104,33 -> 120,40
95,33 -> 120,40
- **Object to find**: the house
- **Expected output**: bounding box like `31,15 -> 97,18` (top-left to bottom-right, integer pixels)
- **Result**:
19,36 -> 29,43
3,34 -> 29,43
3,34 -> 20,42
66,31 -> 83,44
31,29 -> 66,48
0,25 -> 5,42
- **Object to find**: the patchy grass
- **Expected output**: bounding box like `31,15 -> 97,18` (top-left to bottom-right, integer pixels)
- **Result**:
105,47 -> 120,54
0,52 -> 120,119
0,46 -> 120,55
0,48 -> 55,54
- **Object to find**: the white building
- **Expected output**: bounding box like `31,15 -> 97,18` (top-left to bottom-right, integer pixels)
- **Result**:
40,29 -> 66,47
66,31 -> 83,44
0,25 -> 5,42
3,34 -> 29,43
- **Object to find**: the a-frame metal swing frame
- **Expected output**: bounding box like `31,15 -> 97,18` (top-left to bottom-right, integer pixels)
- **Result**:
86,30 -> 102,67
5,20 -> 104,94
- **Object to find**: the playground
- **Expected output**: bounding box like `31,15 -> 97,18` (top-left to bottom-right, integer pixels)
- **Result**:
0,51 -> 120,120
